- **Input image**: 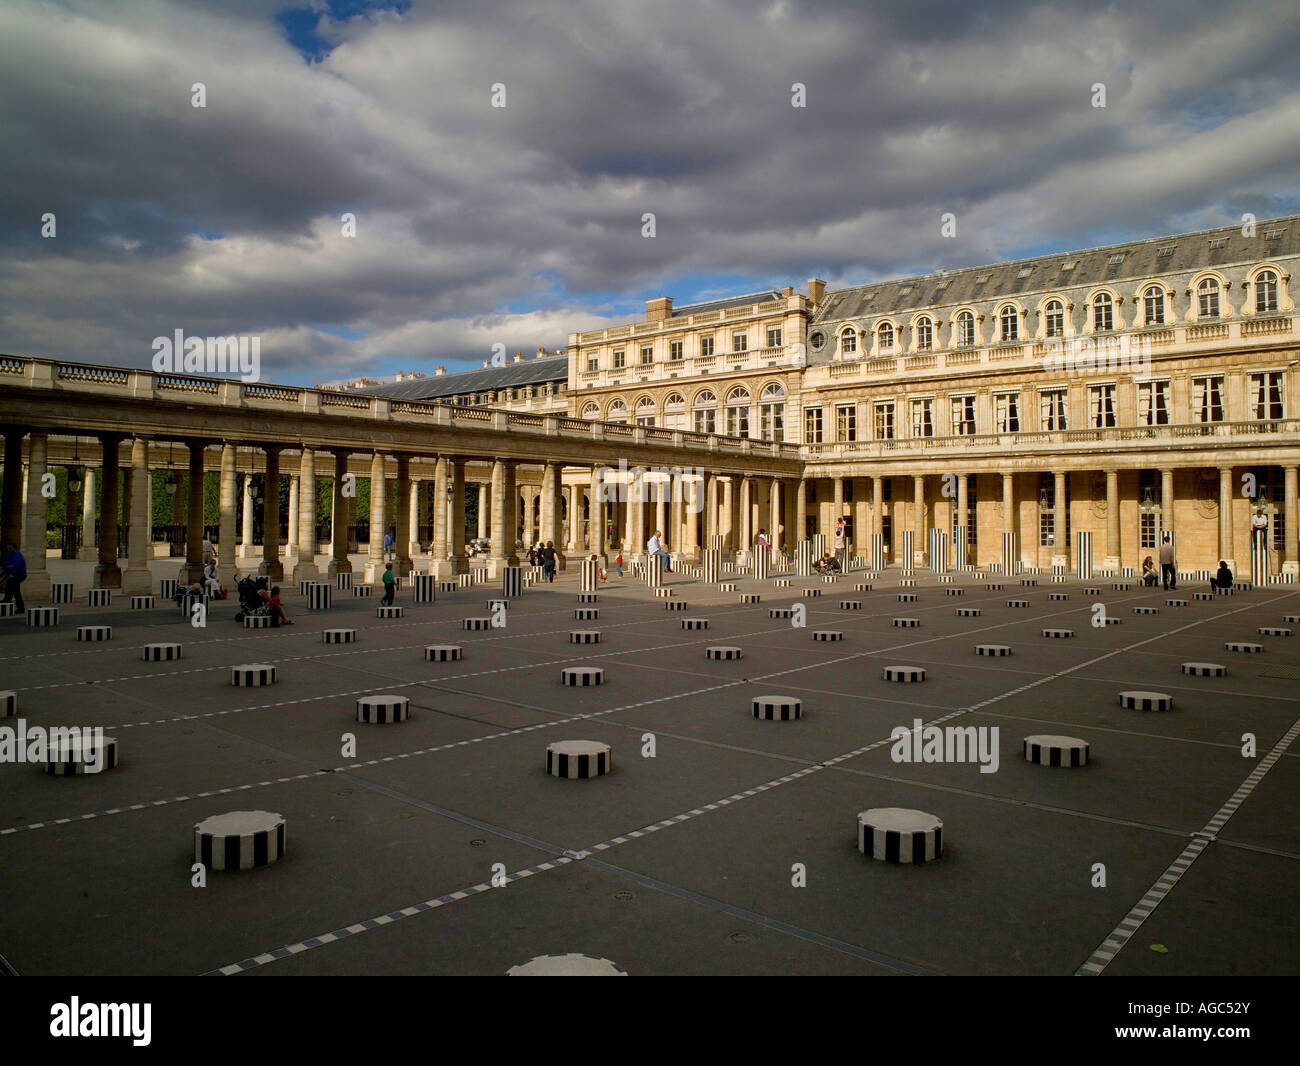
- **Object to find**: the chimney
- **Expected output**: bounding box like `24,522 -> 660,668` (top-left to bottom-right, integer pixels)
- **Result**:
536,346 -> 547,358
482,360 -> 489,368
646,296 -> 673,322
781,286 -> 793,297
808,278 -> 825,306
395,371 -> 404,382
436,365 -> 445,376
513,351 -> 524,363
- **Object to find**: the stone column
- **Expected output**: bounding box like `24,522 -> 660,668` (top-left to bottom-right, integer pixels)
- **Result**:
432,456 -> 449,575
365,452 -> 386,582
241,474 -> 255,559
796,479 -> 807,546
739,476 -> 752,554
834,477 -> 844,526
872,476 -> 884,540
259,445 -> 282,581
542,462 -> 561,547
1161,468 -> 1175,545
1001,472 -> 1015,574
409,480 -> 421,556
767,478 -> 780,551
286,476 -> 300,560
450,457 -> 467,571
488,458 -> 519,576
21,430 -> 51,601
1285,466 -> 1298,574
394,455 -> 413,576
95,435 -> 122,587
1054,471 -> 1068,566
183,441 -> 206,584
477,484 -> 488,539
566,484 -> 580,551
716,476 -> 730,551
685,475 -> 700,556
218,444 -> 237,576
328,451 -> 352,577
170,470 -> 185,553
78,466 -> 97,561
63,466 -> 79,559
1,428 -> 24,549
124,438 -> 153,593
1218,466 -> 1234,568
292,449 -> 319,582
587,466 -> 606,562
1105,469 -> 1120,571
913,475 -> 925,565
121,464 -> 134,564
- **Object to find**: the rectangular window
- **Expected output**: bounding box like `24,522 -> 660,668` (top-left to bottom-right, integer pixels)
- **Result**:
640,345 -> 653,365
803,407 -> 824,444
910,398 -> 934,438
732,332 -> 748,353
950,394 -> 976,436
767,326 -> 782,348
669,340 -> 683,361
1192,376 -> 1224,422
612,349 -> 625,369
700,336 -> 715,358
1250,372 -> 1284,419
1137,380 -> 1171,426
951,475 -> 978,547
994,392 -> 1020,432
726,405 -> 749,438
836,404 -> 857,442
586,355 -> 599,372
1140,511 -> 1157,550
1045,305 -> 1064,337
693,409 -> 715,434
760,403 -> 784,441
1040,389 -> 1067,431
1275,513 -> 1286,553
1089,384 -> 1117,428
635,415 -> 655,427
873,402 -> 895,440
844,480 -> 854,502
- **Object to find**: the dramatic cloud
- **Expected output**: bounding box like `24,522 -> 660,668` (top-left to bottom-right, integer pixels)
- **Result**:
2,0 -> 1298,383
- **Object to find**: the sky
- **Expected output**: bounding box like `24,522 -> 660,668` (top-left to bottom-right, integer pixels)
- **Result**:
3,0 -> 1300,386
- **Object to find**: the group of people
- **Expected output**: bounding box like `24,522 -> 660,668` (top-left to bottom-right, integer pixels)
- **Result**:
233,574 -> 293,625
526,542 -> 559,581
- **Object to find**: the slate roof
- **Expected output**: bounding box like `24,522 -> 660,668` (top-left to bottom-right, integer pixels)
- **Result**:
671,289 -> 784,316
812,216 -> 1300,328
360,355 -> 568,400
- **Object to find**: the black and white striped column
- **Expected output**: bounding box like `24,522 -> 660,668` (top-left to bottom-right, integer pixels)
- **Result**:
752,551 -> 770,580
901,530 -> 914,574
868,533 -> 885,574
51,582 -> 73,604
546,740 -> 611,778
412,573 -> 437,604
581,559 -> 599,591
702,549 -> 720,584
503,566 -> 523,598
306,583 -> 332,610
194,811 -> 286,871
1251,529 -> 1268,587
929,530 -> 948,575
857,808 -> 943,863
1076,531 -> 1092,580
1002,532 -> 1018,577
45,734 -> 118,775
795,542 -> 812,577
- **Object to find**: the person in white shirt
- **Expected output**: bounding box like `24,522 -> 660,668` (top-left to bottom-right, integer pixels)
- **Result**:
647,531 -> 671,572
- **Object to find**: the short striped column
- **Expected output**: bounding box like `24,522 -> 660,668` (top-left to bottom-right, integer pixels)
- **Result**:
51,582 -> 73,604
1024,735 -> 1089,767
88,588 -> 111,607
76,625 -> 112,642
458,573 -> 474,589
194,811 -> 285,872
335,571 -> 353,590
581,559 -> 599,591
1074,530 -> 1092,581
305,583 -> 332,610
752,551 -> 770,580
547,740 -> 611,778
1251,529 -> 1268,588
795,542 -> 812,577
561,666 -> 604,686
857,808 -> 942,864
130,595 -> 155,610
26,607 -> 58,627
929,530 -> 948,575
353,584 -> 373,597
411,573 -> 437,604
142,643 -> 182,661
424,644 -> 462,661
900,530 -> 914,574
356,695 -> 410,723
231,664 -> 276,686
502,566 -> 523,598
322,629 -> 356,644
45,733 -> 118,775
752,695 -> 801,720
645,561 -> 663,588
159,578 -> 178,599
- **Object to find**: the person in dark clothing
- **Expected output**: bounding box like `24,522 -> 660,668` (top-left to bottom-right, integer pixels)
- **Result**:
0,542 -> 27,612
1210,561 -> 1234,591
381,564 -> 396,605
266,585 -> 293,626
541,541 -> 557,582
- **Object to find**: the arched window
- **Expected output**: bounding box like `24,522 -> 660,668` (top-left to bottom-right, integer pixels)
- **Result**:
635,395 -> 656,427
693,389 -> 717,434
1044,300 -> 1064,338
759,383 -> 785,442
878,322 -> 895,351
581,401 -> 600,419
607,399 -> 627,423
1198,277 -> 1221,319
840,328 -> 857,355
1256,270 -> 1279,314
915,316 -> 933,351
1143,285 -> 1164,325
1093,293 -> 1114,332
663,392 -> 686,430
957,311 -> 975,346
726,386 -> 751,437
999,306 -> 1018,341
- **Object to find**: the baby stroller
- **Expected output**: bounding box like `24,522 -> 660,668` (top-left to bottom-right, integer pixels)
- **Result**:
233,576 -> 271,622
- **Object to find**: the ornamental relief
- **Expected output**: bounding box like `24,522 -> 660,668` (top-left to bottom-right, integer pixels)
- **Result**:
1089,472 -> 1107,519
1194,469 -> 1219,520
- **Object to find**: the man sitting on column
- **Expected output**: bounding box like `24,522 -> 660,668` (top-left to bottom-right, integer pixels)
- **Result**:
647,530 -> 672,572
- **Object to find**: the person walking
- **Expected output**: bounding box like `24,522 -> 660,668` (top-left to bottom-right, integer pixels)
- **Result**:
381,563 -> 396,605
542,541 -> 557,582
1158,533 -> 1176,590
614,551 -> 623,578
0,541 -> 27,612
834,517 -> 847,570
383,531 -> 394,563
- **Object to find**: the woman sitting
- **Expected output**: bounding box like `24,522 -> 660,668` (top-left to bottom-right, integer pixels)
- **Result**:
1141,556 -> 1158,586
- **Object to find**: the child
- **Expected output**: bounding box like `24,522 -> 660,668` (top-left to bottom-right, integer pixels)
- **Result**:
614,551 -> 623,578
267,586 -> 293,626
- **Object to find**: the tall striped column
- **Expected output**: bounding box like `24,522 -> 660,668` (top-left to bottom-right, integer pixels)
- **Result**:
869,533 -> 884,573
645,558 -> 663,588
953,526 -> 969,573
753,550 -> 770,580
811,533 -> 826,558
503,566 -> 522,598
702,548 -> 720,584
929,530 -> 948,574
1076,531 -> 1092,580
1002,532 -> 1018,577
580,558 -> 599,591
795,542 -> 812,576
1252,529 -> 1268,587
901,530 -> 914,574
